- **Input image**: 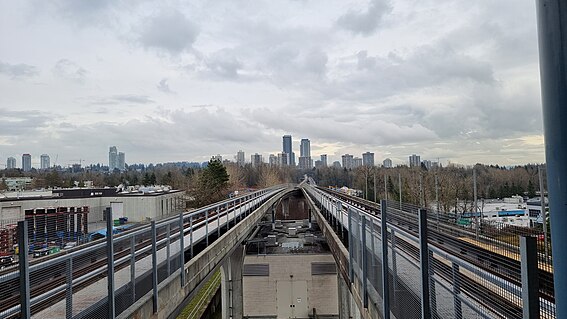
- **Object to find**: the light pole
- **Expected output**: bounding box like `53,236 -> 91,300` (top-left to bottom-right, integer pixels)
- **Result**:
398,173 -> 402,210
435,174 -> 439,230
373,171 -> 377,202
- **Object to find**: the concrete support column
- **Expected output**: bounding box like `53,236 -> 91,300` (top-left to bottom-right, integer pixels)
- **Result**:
221,245 -> 245,319
283,198 -> 290,219
536,1 -> 567,316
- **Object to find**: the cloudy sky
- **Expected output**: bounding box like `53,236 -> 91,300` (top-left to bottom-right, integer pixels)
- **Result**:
0,0 -> 545,168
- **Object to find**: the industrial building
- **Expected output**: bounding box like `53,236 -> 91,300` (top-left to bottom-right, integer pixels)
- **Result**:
0,187 -> 184,227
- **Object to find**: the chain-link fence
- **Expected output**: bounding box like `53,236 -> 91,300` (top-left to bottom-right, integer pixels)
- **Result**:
0,187 -> 281,318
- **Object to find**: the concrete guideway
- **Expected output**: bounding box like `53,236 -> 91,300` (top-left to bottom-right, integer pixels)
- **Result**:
34,190 -> 277,318
120,186 -> 296,319
301,184 -> 551,319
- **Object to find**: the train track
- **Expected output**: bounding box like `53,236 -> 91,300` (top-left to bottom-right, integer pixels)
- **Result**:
0,194 -> 263,318
309,186 -> 554,317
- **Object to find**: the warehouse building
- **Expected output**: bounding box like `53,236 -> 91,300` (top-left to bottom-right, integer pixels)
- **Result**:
0,187 -> 185,226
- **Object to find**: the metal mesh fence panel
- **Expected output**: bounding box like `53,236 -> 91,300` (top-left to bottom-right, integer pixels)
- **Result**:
388,230 -> 423,319
367,221 -> 384,317
310,186 -> 556,319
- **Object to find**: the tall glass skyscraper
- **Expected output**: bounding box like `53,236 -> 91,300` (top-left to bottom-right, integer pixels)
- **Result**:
40,154 -> 50,169
22,154 -> 32,172
282,135 -> 295,166
6,157 -> 16,169
300,139 -> 310,157
299,138 -> 312,169
109,146 -> 118,171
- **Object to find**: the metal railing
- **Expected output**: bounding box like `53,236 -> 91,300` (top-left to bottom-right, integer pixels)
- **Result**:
0,186 -> 285,318
304,185 -> 552,319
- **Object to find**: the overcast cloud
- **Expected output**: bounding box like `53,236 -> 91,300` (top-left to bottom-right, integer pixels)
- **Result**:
0,0 -> 544,167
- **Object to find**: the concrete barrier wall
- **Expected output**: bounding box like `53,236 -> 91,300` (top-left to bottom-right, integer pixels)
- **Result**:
300,187 -> 379,319
119,187 -> 295,319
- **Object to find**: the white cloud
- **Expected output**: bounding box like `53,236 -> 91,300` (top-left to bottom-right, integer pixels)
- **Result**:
0,0 -> 545,166
137,9 -> 199,55
53,59 -> 87,83
337,0 -> 392,36
0,61 -> 39,79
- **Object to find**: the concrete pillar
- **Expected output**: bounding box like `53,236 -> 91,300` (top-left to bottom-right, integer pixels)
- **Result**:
221,245 -> 245,319
283,197 -> 290,219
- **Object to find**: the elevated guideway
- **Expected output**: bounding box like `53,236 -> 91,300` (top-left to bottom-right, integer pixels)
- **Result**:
1,185 -> 295,319
301,183 -> 556,319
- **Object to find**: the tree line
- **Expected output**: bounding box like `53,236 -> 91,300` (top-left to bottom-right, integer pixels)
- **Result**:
1,161 -> 545,213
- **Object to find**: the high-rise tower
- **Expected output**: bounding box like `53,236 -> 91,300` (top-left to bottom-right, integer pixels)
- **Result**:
40,154 -> 50,169
22,154 -> 31,172
109,146 -> 118,171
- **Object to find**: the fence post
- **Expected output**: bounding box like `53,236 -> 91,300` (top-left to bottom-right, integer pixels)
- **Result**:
190,215 -> 194,258
217,206 -> 221,237
520,236 -> 540,319
166,223 -> 171,276
348,207 -> 354,283
380,200 -> 390,319
361,216 -> 368,308
17,221 -> 31,319
106,210 -> 115,319
418,209 -> 431,319
131,236 -> 136,304
205,210 -> 209,247
179,212 -> 185,287
66,257 -> 73,319
390,227 -> 398,305
226,203 -> 230,230
238,198 -> 241,222
151,221 -> 158,313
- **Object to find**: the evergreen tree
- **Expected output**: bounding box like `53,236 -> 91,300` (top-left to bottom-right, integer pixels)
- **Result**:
194,159 -> 230,206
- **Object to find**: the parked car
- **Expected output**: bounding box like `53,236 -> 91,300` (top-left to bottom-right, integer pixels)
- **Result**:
32,248 -> 49,258
0,256 -> 14,269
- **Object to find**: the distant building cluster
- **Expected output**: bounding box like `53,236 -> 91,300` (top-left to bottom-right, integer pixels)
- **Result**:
4,154 -> 52,171
109,146 -> 126,172
209,135 -> 443,170
3,140 -> 442,174
408,154 -> 439,169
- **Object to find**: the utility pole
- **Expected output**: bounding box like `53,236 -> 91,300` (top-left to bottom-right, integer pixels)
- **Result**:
373,171 -> 377,202
365,170 -> 368,200
398,173 -> 402,210
419,173 -> 423,207
435,174 -> 439,230
473,169 -> 478,240
384,174 -> 387,201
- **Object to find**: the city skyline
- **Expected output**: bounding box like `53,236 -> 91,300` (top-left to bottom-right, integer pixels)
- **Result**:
0,1 -> 545,167
0,138 -> 539,169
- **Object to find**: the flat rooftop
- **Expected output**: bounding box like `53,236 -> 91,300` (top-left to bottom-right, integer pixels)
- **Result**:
245,219 -> 330,255
0,187 -> 183,202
